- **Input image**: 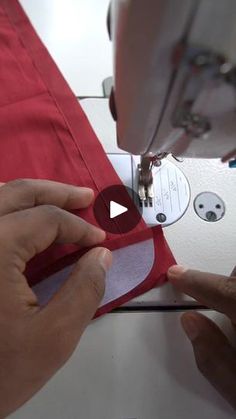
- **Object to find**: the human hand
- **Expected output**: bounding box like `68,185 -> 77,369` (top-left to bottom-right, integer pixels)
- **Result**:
0,179 -> 112,418
168,265 -> 236,409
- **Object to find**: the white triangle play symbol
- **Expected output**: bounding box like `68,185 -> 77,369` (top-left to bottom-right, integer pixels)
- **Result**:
110,200 -> 128,219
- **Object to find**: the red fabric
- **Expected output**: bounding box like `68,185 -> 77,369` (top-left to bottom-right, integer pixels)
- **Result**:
0,0 -> 176,314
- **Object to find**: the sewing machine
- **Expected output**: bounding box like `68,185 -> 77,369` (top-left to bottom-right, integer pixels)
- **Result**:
109,0 -> 236,227
11,1 -> 236,418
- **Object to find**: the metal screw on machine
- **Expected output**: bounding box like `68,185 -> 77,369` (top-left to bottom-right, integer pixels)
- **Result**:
205,211 -> 217,222
172,49 -> 236,143
174,108 -> 211,139
156,213 -> 167,223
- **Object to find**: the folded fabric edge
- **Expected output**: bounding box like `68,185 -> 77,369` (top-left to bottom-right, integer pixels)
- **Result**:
95,226 -> 176,317
27,225 -> 168,286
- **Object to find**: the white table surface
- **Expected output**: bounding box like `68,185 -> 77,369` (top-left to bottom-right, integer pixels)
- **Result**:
20,0 -> 112,97
10,311 -> 236,419
11,2 -> 236,418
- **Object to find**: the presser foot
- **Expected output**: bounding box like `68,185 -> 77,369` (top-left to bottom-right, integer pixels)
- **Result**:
137,155 -> 164,208
134,156 -> 190,226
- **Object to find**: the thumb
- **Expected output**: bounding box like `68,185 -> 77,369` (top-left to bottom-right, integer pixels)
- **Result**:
168,265 -> 236,321
35,247 -> 112,365
181,311 -> 236,409
45,247 -> 112,327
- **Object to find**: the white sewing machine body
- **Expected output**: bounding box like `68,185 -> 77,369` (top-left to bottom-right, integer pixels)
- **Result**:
109,0 -> 236,230
111,0 -> 236,160
11,1 -> 236,418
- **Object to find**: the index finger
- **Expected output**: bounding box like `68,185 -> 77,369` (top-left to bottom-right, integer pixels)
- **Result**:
168,266 -> 236,321
0,205 -> 105,273
0,179 -> 94,215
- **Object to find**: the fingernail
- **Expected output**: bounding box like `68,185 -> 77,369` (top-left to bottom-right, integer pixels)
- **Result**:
181,314 -> 199,341
77,187 -> 93,192
97,248 -> 112,272
168,265 -> 187,279
76,186 -> 94,195
93,226 -> 106,240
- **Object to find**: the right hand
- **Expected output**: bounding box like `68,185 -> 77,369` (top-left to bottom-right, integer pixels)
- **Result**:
0,179 -> 112,418
168,264 -> 236,410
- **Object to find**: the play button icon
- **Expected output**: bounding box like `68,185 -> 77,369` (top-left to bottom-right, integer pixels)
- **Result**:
93,185 -> 142,234
110,201 -> 128,219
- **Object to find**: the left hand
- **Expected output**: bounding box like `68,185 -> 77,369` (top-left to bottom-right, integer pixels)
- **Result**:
0,179 -> 112,418
168,265 -> 236,409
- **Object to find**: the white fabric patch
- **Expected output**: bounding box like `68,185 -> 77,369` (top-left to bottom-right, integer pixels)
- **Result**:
33,238 -> 155,307
99,239 -> 154,306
